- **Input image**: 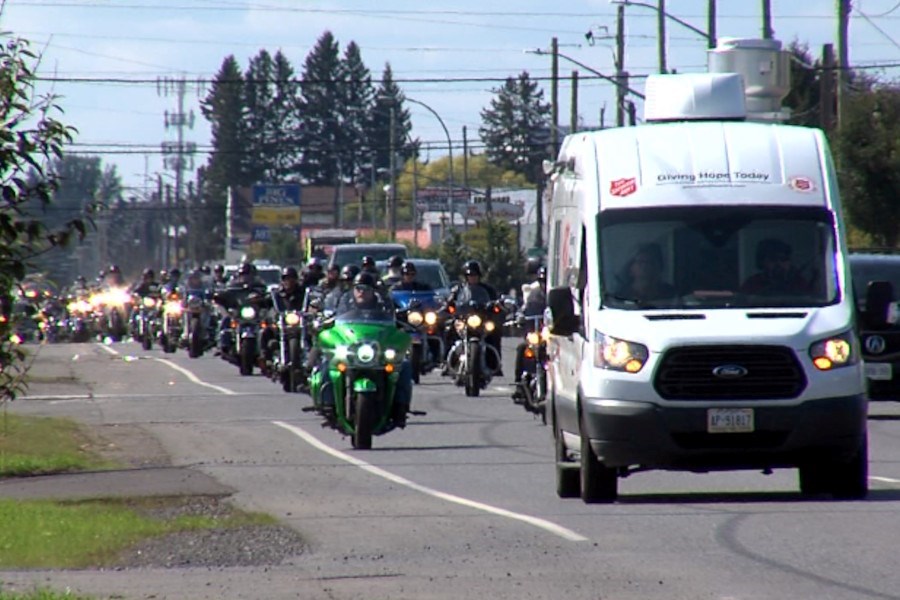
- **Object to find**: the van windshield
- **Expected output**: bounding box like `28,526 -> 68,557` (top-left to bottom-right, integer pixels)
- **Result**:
597,205 -> 839,309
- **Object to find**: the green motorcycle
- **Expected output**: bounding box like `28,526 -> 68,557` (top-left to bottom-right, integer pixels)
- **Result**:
308,306 -> 414,449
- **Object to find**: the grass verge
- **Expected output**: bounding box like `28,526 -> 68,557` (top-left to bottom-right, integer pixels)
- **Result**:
0,412 -> 113,477
0,496 -> 275,569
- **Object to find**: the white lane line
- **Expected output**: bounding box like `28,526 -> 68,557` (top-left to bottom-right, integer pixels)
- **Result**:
97,343 -> 120,356
273,420 -> 589,543
20,394 -> 93,401
152,358 -> 236,395
870,476 -> 900,485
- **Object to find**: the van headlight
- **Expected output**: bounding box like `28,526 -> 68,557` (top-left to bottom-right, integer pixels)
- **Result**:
593,330 -> 648,373
810,331 -> 857,370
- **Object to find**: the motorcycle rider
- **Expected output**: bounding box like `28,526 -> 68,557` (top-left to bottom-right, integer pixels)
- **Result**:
260,266 -> 306,367
301,258 -> 325,293
360,255 -> 380,278
214,262 -> 267,355
212,264 -> 229,289
513,266 -> 547,397
324,264 -> 359,312
316,271 -> 412,427
106,264 -> 126,288
445,259 -> 503,373
391,261 -> 432,292
382,255 -> 405,288
130,268 -> 159,297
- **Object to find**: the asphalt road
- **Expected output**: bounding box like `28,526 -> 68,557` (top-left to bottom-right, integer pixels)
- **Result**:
4,339 -> 900,600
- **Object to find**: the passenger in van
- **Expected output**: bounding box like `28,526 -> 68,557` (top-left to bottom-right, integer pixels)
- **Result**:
616,243 -> 678,302
740,238 -> 810,295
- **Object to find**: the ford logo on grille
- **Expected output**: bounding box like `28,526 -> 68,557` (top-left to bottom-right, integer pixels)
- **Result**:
713,364 -> 748,379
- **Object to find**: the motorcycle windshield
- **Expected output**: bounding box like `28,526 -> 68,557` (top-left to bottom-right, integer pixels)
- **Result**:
390,290 -> 439,310
335,307 -> 395,325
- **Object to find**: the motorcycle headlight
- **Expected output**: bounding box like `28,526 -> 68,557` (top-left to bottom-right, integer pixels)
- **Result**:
384,348 -> 398,361
593,330 -> 648,373
107,288 -> 130,306
526,331 -> 541,345
357,343 -> 376,363
285,312 -> 301,327
408,311 -> 424,326
424,311 -> 437,325
484,320 -> 496,332
809,331 -> 857,370
334,345 -> 350,361
240,306 -> 256,320
466,314 -> 483,328
142,297 -> 156,308
164,301 -> 183,315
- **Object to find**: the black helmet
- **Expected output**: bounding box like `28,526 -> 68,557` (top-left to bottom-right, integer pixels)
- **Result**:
463,260 -> 482,277
76,275 -> 86,284
108,264 -> 120,274
281,266 -> 299,280
307,257 -> 324,271
353,271 -> 377,288
98,269 -> 106,278
401,261 -> 417,274
361,255 -> 376,268
536,266 -> 547,282
238,262 -> 255,276
214,264 -> 224,274
142,268 -> 155,279
388,255 -> 404,269
340,264 -> 361,282
170,267 -> 181,278
327,263 -> 341,274
200,265 -> 211,275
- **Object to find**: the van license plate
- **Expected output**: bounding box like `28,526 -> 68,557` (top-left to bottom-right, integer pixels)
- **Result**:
865,362 -> 892,381
707,408 -> 754,433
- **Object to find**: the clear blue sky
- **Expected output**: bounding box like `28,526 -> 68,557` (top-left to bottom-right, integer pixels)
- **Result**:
3,0 -> 899,197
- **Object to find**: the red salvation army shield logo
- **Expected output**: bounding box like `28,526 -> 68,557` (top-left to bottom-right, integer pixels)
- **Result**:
610,177 -> 637,197
789,176 -> 815,192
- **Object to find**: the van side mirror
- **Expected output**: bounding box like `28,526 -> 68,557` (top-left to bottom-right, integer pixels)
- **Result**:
864,280 -> 893,330
547,287 -> 580,336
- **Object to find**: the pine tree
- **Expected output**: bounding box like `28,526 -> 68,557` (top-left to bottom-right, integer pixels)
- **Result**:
244,50 -> 279,183
271,50 -> 302,181
371,64 -> 413,179
298,31 -> 343,185
340,41 -> 376,188
479,72 -> 551,184
199,55 -> 246,260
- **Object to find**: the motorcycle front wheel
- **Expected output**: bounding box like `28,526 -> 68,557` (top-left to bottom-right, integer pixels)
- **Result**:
239,339 -> 255,376
352,391 -> 377,450
464,340 -> 481,397
189,317 -> 203,358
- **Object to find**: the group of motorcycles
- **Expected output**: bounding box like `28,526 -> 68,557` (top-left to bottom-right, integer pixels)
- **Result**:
12,273 -> 551,450
204,280 -> 550,449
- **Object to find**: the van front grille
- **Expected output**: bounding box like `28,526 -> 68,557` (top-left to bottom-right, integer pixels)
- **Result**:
654,345 -> 806,400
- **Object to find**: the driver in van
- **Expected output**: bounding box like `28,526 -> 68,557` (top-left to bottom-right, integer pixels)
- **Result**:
616,243 -> 677,302
740,238 -> 810,295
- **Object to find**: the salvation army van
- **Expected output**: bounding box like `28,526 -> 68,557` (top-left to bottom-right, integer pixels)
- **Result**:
544,73 -> 868,503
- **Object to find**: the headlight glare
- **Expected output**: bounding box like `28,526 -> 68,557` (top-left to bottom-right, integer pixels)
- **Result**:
285,312 -> 301,327
424,311 -> 437,325
593,330 -> 648,372
240,306 -> 256,320
810,331 -> 856,370
408,311 -> 424,326
466,314 -> 483,328
384,348 -> 397,361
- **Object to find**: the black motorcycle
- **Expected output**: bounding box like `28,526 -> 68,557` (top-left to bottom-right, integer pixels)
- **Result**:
511,313 -> 548,423
214,287 -> 266,376
444,299 -> 505,397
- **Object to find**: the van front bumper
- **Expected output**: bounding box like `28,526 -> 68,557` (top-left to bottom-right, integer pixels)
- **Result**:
582,395 -> 867,471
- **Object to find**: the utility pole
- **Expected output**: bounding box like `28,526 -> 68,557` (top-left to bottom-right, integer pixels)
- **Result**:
837,0 -> 852,131
570,71 -> 579,133
707,0 -> 717,48
551,37 -> 559,156
658,0 -> 667,73
615,5 -> 627,126
820,44 -> 836,133
158,77 -> 198,267
462,126 -> 470,193
388,104 -> 397,240
762,0 -> 774,39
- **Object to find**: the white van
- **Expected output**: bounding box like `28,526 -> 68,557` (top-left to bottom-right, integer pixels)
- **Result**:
545,73 -> 868,503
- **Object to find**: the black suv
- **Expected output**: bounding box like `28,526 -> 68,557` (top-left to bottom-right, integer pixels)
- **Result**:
850,253 -> 900,400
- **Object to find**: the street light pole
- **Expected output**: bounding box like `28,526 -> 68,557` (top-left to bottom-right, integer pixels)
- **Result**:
404,97 -> 455,236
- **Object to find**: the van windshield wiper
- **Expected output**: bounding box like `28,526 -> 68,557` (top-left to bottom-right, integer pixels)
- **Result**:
604,294 -> 662,309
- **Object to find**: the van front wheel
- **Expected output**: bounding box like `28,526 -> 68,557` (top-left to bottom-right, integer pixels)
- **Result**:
579,418 -> 617,504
